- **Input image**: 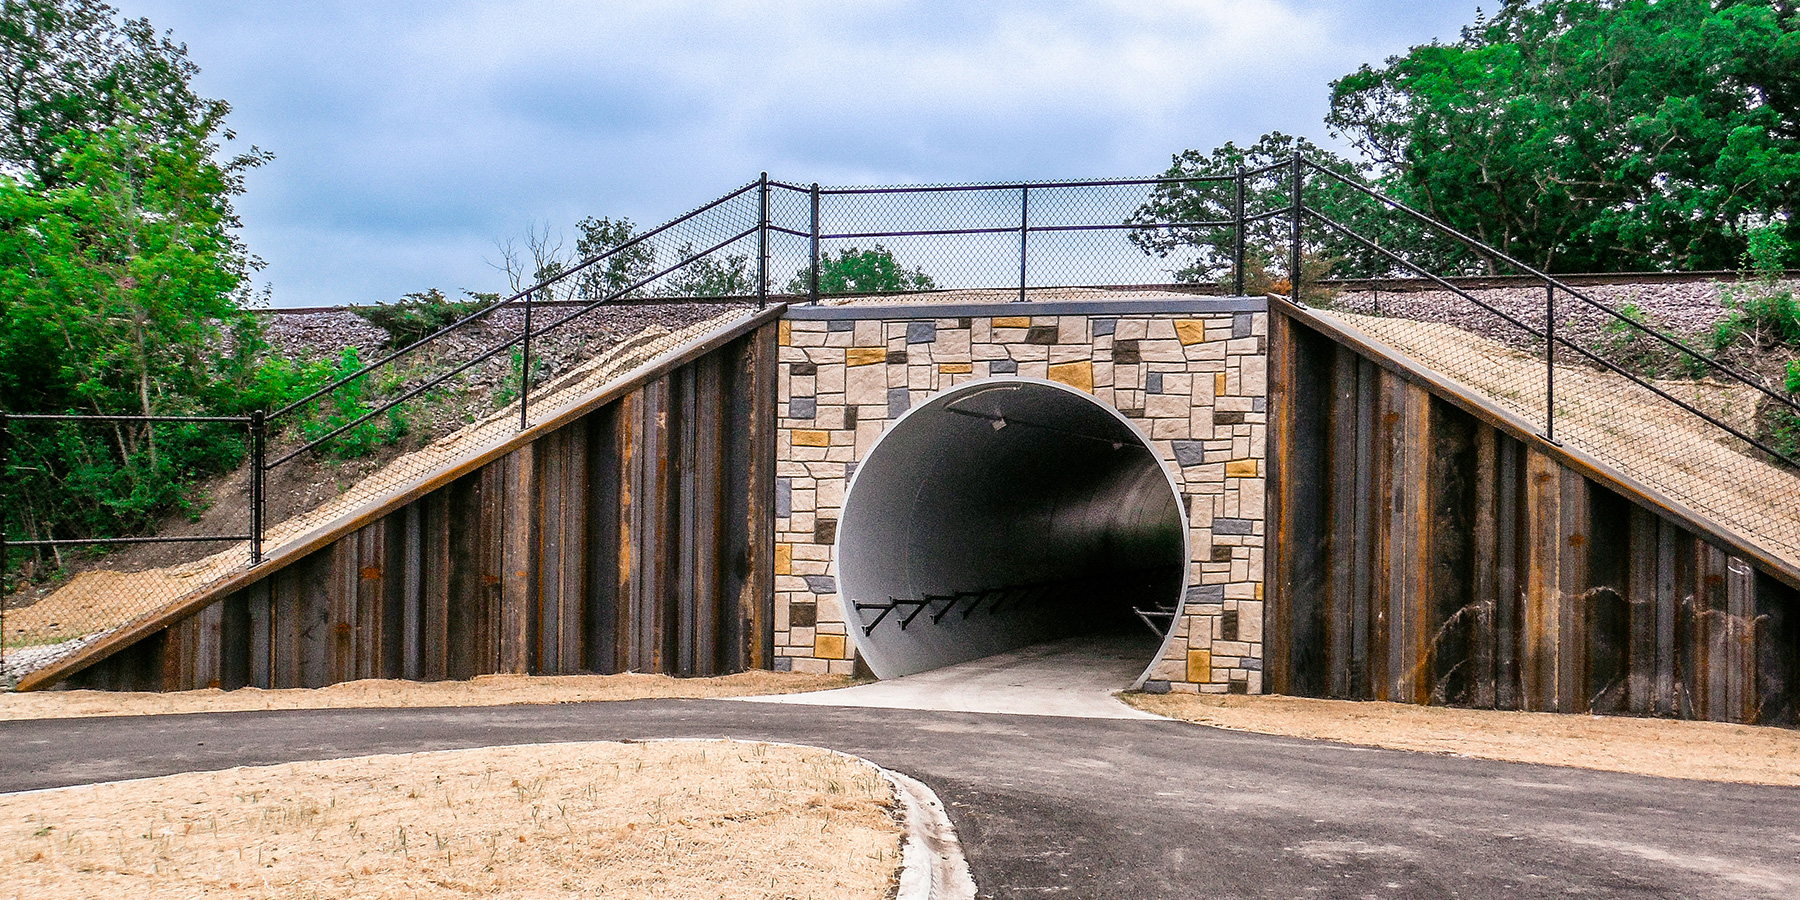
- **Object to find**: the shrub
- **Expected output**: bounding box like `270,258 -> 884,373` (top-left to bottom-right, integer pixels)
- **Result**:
1713,225 -> 1800,352
353,289 -> 497,349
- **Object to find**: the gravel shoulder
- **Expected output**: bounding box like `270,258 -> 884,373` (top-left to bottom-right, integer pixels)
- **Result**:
0,739 -> 901,900
1123,691 -> 1800,786
0,671 -> 858,721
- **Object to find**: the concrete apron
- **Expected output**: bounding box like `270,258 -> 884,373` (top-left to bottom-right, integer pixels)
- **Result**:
739,633 -> 1163,720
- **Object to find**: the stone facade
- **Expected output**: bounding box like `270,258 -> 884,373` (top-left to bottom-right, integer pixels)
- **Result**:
774,301 -> 1269,692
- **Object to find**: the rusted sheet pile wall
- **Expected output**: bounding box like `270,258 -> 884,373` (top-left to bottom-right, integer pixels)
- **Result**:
62,328 -> 777,692
1267,310 -> 1800,726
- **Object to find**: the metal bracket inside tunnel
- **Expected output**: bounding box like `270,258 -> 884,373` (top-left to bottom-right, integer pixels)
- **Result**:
1133,604 -> 1177,638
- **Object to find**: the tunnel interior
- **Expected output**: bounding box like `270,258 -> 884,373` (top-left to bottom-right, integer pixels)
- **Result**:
838,379 -> 1187,680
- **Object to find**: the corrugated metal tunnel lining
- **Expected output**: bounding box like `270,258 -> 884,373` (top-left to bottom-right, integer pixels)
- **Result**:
840,378 -> 1187,680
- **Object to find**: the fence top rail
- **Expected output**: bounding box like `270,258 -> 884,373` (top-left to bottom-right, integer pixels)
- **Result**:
2,413 -> 253,424
767,173 -> 1239,197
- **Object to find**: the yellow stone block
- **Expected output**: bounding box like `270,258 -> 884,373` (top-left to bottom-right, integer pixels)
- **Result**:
1255,582 -> 1265,600
847,347 -> 887,367
1225,459 -> 1258,477
992,316 -> 1030,328
775,543 -> 793,575
792,430 -> 831,447
939,362 -> 973,374
1047,360 -> 1094,393
1215,372 -> 1228,396
1175,320 -> 1208,345
1186,649 -> 1213,684
779,320 -> 792,346
815,633 -> 848,660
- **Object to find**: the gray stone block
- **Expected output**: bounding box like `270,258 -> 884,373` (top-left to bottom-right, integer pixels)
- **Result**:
827,319 -> 855,332
1233,313 -> 1254,338
803,575 -> 837,594
788,397 -> 816,419
774,657 -> 794,672
1213,518 -> 1254,535
1240,657 -> 1262,671
1146,373 -> 1163,394
790,361 -> 818,375
888,387 -> 911,416
1173,441 -> 1207,466
1186,584 -> 1226,604
990,359 -> 1018,374
907,321 -> 937,344
1093,318 -> 1117,336
1252,397 -> 1266,412
1141,680 -> 1172,694
776,477 -> 792,517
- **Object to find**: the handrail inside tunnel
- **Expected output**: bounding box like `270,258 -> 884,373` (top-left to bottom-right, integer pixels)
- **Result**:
838,378 -> 1187,680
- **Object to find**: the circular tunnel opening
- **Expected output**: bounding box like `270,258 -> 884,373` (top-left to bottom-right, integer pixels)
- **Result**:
839,378 -> 1187,680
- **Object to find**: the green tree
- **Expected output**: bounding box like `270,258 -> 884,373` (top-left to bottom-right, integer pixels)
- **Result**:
0,1 -> 267,558
661,243 -> 754,297
573,216 -> 657,300
784,244 -> 936,296
1327,0 -> 1800,272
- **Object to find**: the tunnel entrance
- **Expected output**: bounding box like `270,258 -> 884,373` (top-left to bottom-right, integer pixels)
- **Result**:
839,378 -> 1187,681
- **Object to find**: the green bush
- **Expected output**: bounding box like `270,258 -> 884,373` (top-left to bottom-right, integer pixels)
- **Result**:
1713,225 -> 1800,352
352,289 -> 497,349
294,348 -> 408,459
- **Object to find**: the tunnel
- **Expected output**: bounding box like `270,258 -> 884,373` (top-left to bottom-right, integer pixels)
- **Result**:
838,378 -> 1188,680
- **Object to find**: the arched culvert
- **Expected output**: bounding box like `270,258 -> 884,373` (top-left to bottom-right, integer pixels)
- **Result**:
839,378 -> 1188,680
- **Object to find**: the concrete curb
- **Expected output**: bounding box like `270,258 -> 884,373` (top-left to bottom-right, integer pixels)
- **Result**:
882,768 -> 978,900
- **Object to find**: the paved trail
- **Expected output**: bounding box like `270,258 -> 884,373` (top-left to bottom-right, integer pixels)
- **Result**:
4,644 -> 1798,898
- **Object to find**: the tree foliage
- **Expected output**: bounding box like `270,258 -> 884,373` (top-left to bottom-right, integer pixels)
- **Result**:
1327,0 -> 1800,272
785,244 -> 936,295
0,0 -> 268,559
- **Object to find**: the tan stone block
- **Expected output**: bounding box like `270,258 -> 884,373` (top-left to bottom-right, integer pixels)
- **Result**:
1215,372 -> 1227,397
847,346 -> 886,367
1017,360 -> 1049,380
1225,459 -> 1258,477
792,330 -> 826,347
1116,318 -> 1148,340
1148,318 -> 1177,339
825,329 -> 853,348
1057,317 -> 1086,343
775,543 -> 793,576
1175,320 -> 1208,345
1007,343 -> 1048,361
846,363 -> 886,405
854,320 -> 883,346
939,362 -> 973,375
1139,339 -> 1185,362
993,315 -> 1030,328
779,320 -> 792,346
1186,650 -> 1213,683
792,430 -> 831,447
1242,355 -> 1268,395
815,632 -> 848,660
1151,417 -> 1189,440
791,657 -> 830,674
1238,602 -> 1264,642
908,364 -> 933,390
1048,344 -> 1091,364
1146,393 -> 1190,419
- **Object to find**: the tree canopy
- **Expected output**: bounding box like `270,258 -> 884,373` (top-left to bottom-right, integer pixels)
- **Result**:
784,245 -> 936,296
1327,0 -> 1800,272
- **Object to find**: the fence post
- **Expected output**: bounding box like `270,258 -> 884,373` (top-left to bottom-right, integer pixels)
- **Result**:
809,182 -> 821,305
1233,167 -> 1247,297
758,172 -> 769,310
1017,185 -> 1030,303
1290,154 -> 1304,305
520,288 -> 533,432
250,410 -> 265,566
1545,283 -> 1557,442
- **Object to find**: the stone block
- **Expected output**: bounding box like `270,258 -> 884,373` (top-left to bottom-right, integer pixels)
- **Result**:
1175,320 -> 1208,345
775,543 -> 793,576
847,347 -> 886,367
1139,339 -> 1185,362
1225,459 -> 1258,478
1146,372 -> 1163,394
1093,318 -> 1117,336
1047,360 -> 1093,393
1213,517 -> 1255,535
776,477 -> 792,516
907,321 -> 937,344
1057,317 -> 1086,343
789,397 -> 816,420
1172,441 -> 1207,467
939,362 -> 973,374
1116,318 -> 1148,340
792,430 -> 830,447
846,363 -> 886,405
1025,325 -> 1059,344
1186,650 -> 1212,683
888,386 -> 911,417
993,316 -> 1030,328
803,574 -> 837,594
1186,584 -> 1226,605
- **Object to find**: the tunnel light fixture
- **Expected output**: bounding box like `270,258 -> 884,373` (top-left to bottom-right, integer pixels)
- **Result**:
992,417 -> 1007,431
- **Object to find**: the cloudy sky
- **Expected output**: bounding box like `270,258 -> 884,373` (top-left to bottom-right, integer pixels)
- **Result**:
129,1 -> 1480,308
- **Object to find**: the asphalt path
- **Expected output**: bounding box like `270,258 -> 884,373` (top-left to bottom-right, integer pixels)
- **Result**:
4,700 -> 1799,899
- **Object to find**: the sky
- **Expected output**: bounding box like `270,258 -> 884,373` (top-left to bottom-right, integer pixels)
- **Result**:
127,1 -> 1482,308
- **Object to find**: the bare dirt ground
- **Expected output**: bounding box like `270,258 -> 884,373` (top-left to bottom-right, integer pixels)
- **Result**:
0,739 -> 901,900
0,671 -> 858,721
1123,692 -> 1800,787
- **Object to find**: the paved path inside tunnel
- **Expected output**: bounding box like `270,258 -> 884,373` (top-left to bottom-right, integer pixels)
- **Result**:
741,632 -> 1164,719
5,698 -> 1799,898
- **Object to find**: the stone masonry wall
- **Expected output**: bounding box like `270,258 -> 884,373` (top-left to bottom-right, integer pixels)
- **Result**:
774,304 -> 1269,692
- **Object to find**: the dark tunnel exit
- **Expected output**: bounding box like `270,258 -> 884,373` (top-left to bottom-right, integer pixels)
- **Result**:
838,378 -> 1188,680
